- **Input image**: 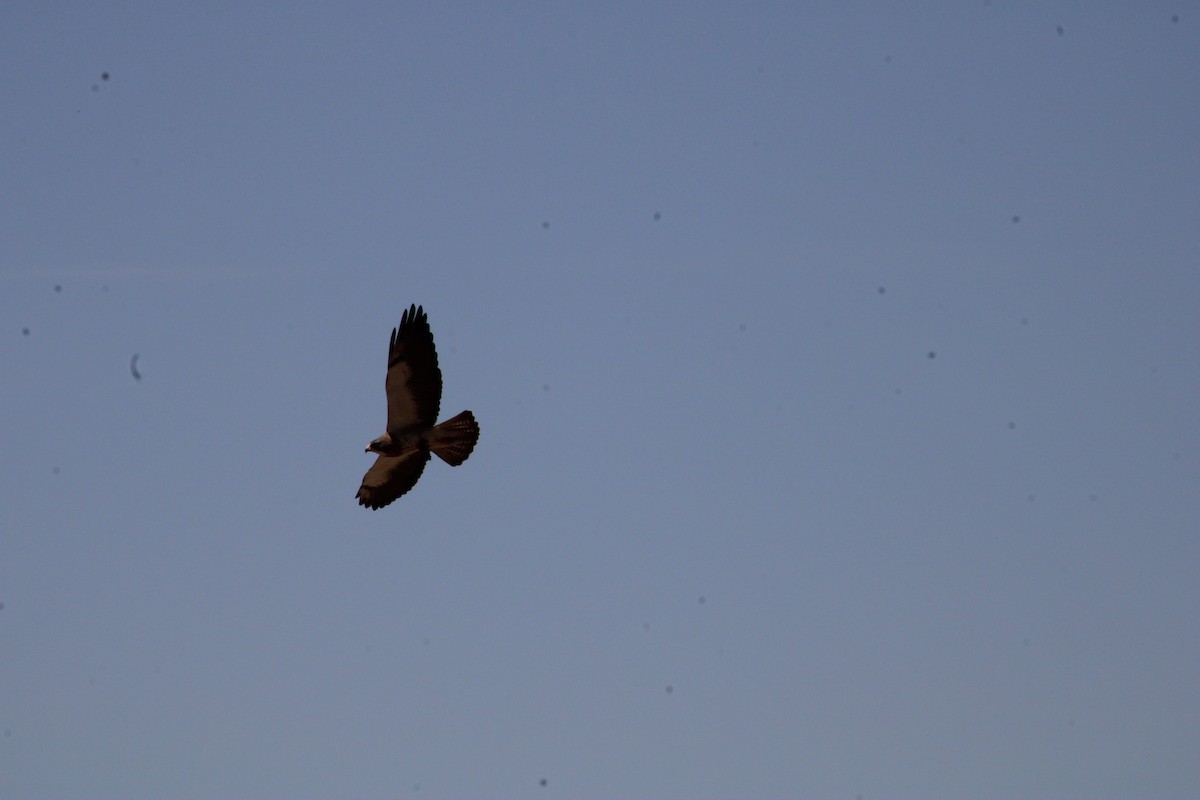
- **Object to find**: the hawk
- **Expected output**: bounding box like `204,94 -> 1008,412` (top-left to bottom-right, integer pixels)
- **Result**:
356,304 -> 479,509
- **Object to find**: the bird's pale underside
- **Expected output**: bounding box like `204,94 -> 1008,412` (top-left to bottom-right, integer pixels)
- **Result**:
356,304 -> 479,509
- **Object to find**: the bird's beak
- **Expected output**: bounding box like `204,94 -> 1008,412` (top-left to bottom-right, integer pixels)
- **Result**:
364,446 -> 372,453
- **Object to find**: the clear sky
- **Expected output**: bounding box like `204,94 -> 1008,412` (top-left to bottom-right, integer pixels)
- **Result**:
2,4 -> 1197,799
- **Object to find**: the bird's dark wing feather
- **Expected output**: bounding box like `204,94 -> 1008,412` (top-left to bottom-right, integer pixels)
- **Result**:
385,304 -> 442,435
356,451 -> 431,509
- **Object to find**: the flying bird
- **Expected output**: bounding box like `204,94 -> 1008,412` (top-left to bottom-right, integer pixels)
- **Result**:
356,304 -> 479,509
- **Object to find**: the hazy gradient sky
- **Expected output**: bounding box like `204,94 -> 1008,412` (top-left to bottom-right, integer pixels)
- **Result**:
2,4 -> 1198,799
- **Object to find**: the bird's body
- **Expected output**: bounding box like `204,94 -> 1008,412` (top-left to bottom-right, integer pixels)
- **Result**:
366,430 -> 424,459
356,305 -> 479,510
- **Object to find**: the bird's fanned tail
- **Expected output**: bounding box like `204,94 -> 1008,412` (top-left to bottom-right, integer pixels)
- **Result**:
428,410 -> 479,466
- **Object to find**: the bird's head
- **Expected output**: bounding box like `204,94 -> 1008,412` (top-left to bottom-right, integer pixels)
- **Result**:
365,434 -> 392,454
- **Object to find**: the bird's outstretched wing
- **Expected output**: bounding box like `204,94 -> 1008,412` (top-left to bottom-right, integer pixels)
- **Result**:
356,452 -> 431,509
385,304 -> 442,435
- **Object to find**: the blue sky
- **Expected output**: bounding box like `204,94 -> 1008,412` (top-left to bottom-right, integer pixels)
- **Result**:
2,4 -> 1197,798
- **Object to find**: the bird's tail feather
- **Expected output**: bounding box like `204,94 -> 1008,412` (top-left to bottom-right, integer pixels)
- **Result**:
429,410 -> 479,466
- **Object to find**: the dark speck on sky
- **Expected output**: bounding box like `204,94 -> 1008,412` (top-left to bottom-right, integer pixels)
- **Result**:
53,284 -> 62,292
21,327 -> 30,336
653,211 -> 661,221
927,351 -> 937,359
1057,25 -> 1065,36
1012,215 -> 1021,223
